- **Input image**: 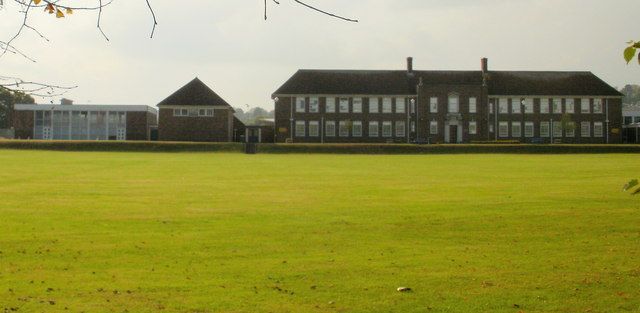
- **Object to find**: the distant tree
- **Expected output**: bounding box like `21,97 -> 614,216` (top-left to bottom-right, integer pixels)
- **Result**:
624,41 -> 640,65
0,87 -> 35,129
620,85 -> 640,104
560,113 -> 575,135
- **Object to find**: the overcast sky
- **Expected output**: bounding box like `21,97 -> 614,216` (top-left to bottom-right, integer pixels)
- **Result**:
1,0 -> 639,110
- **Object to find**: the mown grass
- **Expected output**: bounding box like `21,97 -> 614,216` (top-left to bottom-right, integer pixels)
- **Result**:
0,150 -> 639,313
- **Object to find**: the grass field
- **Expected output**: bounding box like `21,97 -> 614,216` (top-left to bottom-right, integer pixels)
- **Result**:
1,150 -> 639,313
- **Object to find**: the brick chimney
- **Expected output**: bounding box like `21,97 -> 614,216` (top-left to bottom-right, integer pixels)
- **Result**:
407,57 -> 413,73
61,98 -> 73,105
481,58 -> 488,74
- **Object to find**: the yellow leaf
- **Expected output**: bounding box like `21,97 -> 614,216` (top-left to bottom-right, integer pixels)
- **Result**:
34,0 -> 42,4
45,3 -> 54,13
66,8 -> 73,15
56,8 -> 64,18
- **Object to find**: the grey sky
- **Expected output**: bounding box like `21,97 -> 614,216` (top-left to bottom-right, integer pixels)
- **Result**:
1,0 -> 639,110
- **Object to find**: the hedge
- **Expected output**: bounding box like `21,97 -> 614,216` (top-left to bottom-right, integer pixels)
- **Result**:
0,140 -> 244,153
256,143 -> 640,154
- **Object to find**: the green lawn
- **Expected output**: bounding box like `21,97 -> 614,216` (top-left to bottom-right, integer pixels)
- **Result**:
0,150 -> 639,313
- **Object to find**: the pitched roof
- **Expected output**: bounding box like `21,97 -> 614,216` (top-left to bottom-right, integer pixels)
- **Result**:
272,69 -> 622,97
486,71 -> 623,96
157,78 -> 233,107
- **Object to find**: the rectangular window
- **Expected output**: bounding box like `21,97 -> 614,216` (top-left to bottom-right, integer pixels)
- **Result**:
581,122 -> 591,137
382,121 -> 392,137
325,121 -> 336,137
511,98 -> 521,114
369,98 -> 379,113
540,98 -> 550,114
593,99 -> 603,113
594,122 -> 604,137
382,98 -> 392,113
295,121 -> 305,137
410,99 -> 416,114
524,122 -> 534,138
339,98 -> 349,113
309,97 -> 319,113
352,121 -> 362,137
523,98 -> 534,114
395,121 -> 406,137
498,98 -> 508,114
308,121 -> 319,137
469,97 -> 477,114
540,122 -> 550,137
553,121 -> 563,138
326,97 -> 336,113
296,97 -> 306,113
339,121 -> 349,137
198,109 -> 206,116
565,99 -> 575,114
448,95 -> 459,113
499,122 -> 509,138
395,98 -> 405,113
489,99 -> 494,114
552,98 -> 562,114
581,98 -> 591,113
368,121 -> 379,137
469,121 -> 477,135
566,122 -> 575,137
511,122 -> 522,138
624,116 -> 633,125
430,97 -> 438,113
206,109 -> 214,117
352,98 -> 363,113
430,121 -> 438,134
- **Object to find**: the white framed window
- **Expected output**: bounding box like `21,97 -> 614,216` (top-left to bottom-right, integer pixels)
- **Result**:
197,109 -> 214,117
411,121 -> 416,132
382,98 -> 392,113
565,98 -> 575,114
524,122 -> 534,138
206,109 -> 214,117
296,97 -> 306,113
498,98 -> 508,114
511,98 -> 521,114
325,97 -> 336,113
498,121 -> 509,138
368,121 -> 379,137
339,98 -> 349,113
395,98 -> 405,113
430,121 -> 438,134
540,122 -> 550,137
511,122 -> 522,137
581,98 -> 591,114
553,121 -> 563,137
593,99 -> 603,113
395,121 -> 406,137
309,97 -> 319,113
353,98 -> 363,113
173,109 -> 188,117
489,99 -> 494,114
410,99 -> 416,113
430,97 -> 438,113
369,98 -> 379,113
523,98 -> 534,114
295,121 -> 305,137
448,94 -> 459,113
552,98 -> 562,114
339,121 -> 349,137
308,121 -> 319,137
594,122 -> 604,137
489,124 -> 494,133
469,121 -> 477,135
469,97 -> 477,114
382,121 -> 392,137
566,122 -> 575,137
540,98 -> 550,114
325,121 -> 336,137
581,122 -> 591,137
352,121 -> 362,137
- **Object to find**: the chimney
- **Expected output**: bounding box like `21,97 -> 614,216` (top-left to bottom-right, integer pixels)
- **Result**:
407,57 -> 413,73
61,98 -> 73,105
481,57 -> 488,73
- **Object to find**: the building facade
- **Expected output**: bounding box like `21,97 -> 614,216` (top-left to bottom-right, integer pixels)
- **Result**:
12,104 -> 157,140
157,78 -> 237,142
273,58 -> 623,144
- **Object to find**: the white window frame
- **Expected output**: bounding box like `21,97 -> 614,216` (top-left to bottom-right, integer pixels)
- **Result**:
594,122 -> 604,137
296,97 -> 306,113
382,121 -> 392,138
523,98 -> 534,114
325,121 -> 336,137
325,97 -> 336,113
352,98 -> 363,113
552,98 -> 562,114
395,98 -> 405,114
339,121 -> 349,137
593,99 -> 603,114
469,97 -> 477,114
339,98 -> 349,113
295,121 -> 305,137
469,121 -> 477,135
309,97 -> 319,113
581,98 -> 591,114
553,121 -> 563,138
566,122 -> 575,137
498,98 -> 508,114
448,94 -> 459,113
430,121 -> 438,135
540,122 -> 550,137
565,98 -> 575,114
511,98 -> 521,114
352,121 -> 362,137
581,122 -> 591,138
368,121 -> 379,137
429,97 -> 438,113
498,122 -> 509,138
308,121 -> 319,137
369,98 -> 379,113
395,121 -> 406,137
540,98 -> 550,114
524,122 -> 534,138
511,122 -> 522,138
382,98 -> 392,113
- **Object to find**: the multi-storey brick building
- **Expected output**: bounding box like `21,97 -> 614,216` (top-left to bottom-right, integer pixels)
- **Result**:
272,58 -> 623,144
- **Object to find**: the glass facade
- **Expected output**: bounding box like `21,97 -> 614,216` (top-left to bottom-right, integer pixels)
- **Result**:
33,110 -> 127,140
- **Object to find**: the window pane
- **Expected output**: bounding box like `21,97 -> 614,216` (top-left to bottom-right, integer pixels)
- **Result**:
469,121 -> 477,135
296,97 -> 306,113
430,97 -> 438,113
540,99 -> 549,114
430,121 -> 438,134
499,98 -> 508,114
395,98 -> 405,113
448,94 -> 459,113
382,98 -> 392,113
369,121 -> 379,137
326,98 -> 336,113
309,121 -> 319,137
553,121 -> 563,137
395,121 -> 405,137
353,98 -> 362,113
511,122 -> 521,137
540,122 -> 550,137
325,121 -> 335,137
581,122 -> 590,137
524,122 -> 534,138
382,121 -> 392,137
309,97 -> 319,113
369,98 -> 379,113
352,121 -> 362,137
339,98 -> 349,113
511,99 -> 521,114
469,97 -> 477,113
499,122 -> 509,137
581,99 -> 591,113
339,121 -> 349,137
295,121 -> 305,137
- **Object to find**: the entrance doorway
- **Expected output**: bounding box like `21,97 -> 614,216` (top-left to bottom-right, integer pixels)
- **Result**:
449,125 -> 458,144
246,128 -> 261,143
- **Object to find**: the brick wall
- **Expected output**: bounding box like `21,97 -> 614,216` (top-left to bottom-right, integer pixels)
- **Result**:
126,111 -> 157,141
158,108 -> 234,142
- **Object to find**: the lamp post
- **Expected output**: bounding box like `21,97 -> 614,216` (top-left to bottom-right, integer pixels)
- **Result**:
409,98 -> 415,143
521,98 -> 526,142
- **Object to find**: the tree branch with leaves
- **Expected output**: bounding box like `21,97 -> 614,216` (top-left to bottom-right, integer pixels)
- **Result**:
624,41 -> 640,65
